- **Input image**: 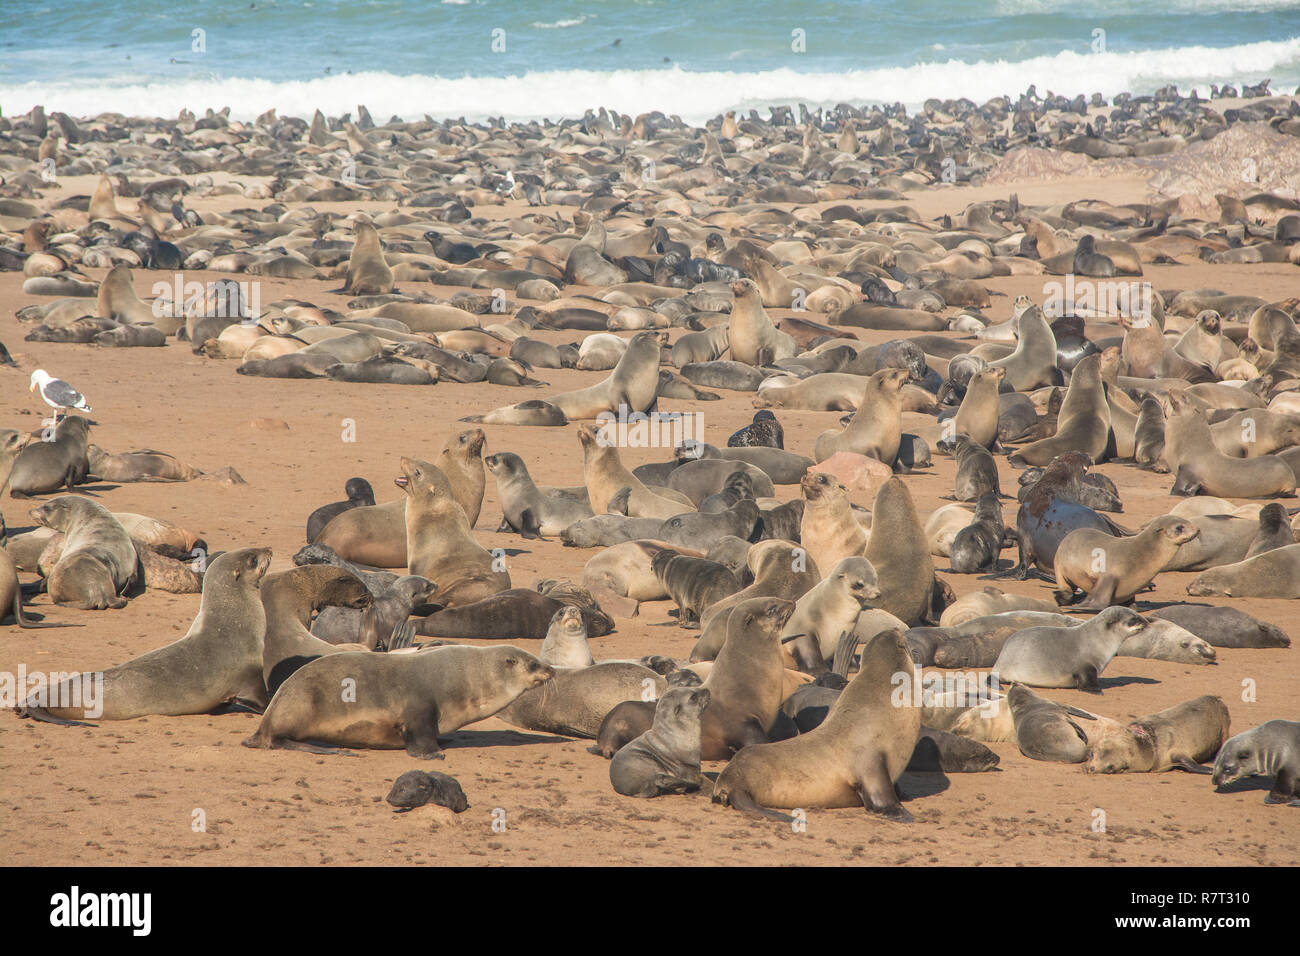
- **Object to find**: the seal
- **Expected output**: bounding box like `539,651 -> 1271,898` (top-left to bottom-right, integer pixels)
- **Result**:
19,548 -> 272,724
435,428 -> 488,528
30,496 -> 137,610
306,478 -> 376,543
949,493 -> 1009,573
1211,720 -> 1300,806
261,565 -> 375,696
1008,452 -> 1131,577
699,597 -> 796,760
343,220 -> 395,295
311,574 -> 437,650
495,661 -> 667,738
242,644 -> 553,757
949,434 -> 1003,501
386,770 -> 470,813
781,556 -> 880,673
728,278 -> 797,365
0,545 -> 77,627
729,410 -> 784,449
1085,695 -> 1230,774
539,606 -> 595,668
8,415 -> 91,497
813,367 -> 909,464
577,423 -> 693,518
397,456 -> 510,605
312,500 -> 407,569
1007,353 -> 1110,467
609,686 -> 711,798
992,605 -> 1147,691
712,627 -> 921,822
1150,604 -> 1290,648
486,451 -> 593,537
544,330 -> 662,419
651,550 -> 741,628
865,477 -> 938,626
1052,515 -> 1199,610
414,587 -> 613,639
1186,544 -> 1300,599
989,305 -> 1059,391
952,366 -> 1006,449
460,399 -> 569,427
1164,392 -> 1296,499
799,471 -> 868,580
1007,684 -> 1090,763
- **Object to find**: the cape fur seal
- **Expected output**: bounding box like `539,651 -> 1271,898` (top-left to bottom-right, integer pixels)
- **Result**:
1052,515 -> 1198,610
1085,696 -> 1230,774
30,496 -> 137,610
609,686 -> 710,798
8,415 -> 91,497
1212,720 -> 1300,806
20,548 -> 272,724
712,628 -> 921,822
243,645 -> 553,756
993,606 -> 1147,691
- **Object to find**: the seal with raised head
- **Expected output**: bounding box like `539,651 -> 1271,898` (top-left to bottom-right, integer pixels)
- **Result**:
813,367 -> 908,465
486,452 -> 593,538
243,644 -> 553,756
992,605 -> 1147,691
609,686 -> 711,798
781,556 -> 880,673
712,628 -> 921,822
343,220 -> 395,295
8,415 -> 91,497
20,548 -> 272,724
799,471 -> 868,576
1053,515 -> 1199,610
1007,353 -> 1110,467
436,428 -> 487,528
1211,720 -> 1300,806
865,477 -> 938,625
1085,695 -> 1230,774
544,330 -> 662,419
397,456 -> 510,606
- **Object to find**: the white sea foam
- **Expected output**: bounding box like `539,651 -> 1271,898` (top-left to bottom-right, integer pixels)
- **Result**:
1,38 -> 1295,123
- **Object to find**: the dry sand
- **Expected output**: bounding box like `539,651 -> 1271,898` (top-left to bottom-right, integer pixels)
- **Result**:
1,171 -> 1297,867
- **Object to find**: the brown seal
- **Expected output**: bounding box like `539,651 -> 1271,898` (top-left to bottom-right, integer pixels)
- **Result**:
1085,695 -> 1230,774
1008,353 -> 1110,467
865,477 -> 939,625
30,496 -> 137,610
813,367 -> 909,464
261,565 -> 375,696
19,548 -> 272,724
1053,515 -> 1199,610
397,456 -> 510,606
242,644 -> 553,756
8,415 -> 91,497
798,471 -> 868,579
712,628 -> 921,822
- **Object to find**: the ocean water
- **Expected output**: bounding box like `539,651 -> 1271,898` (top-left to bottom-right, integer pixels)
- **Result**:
1,0 -> 1297,122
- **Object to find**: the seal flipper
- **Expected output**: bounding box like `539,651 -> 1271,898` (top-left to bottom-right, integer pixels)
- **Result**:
1073,665 -> 1102,694
722,788 -> 796,823
518,508 -> 545,540
17,704 -> 96,727
853,750 -> 913,822
256,736 -> 359,756
401,707 -> 445,760
1171,755 -> 1213,774
831,628 -> 861,678
11,592 -> 82,628
1072,575 -> 1118,611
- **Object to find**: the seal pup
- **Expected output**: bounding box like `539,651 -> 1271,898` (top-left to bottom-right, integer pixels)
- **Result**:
30,496 -> 137,610
729,411 -> 784,449
609,686 -> 710,798
243,645 -> 553,757
397,457 -> 510,606
386,770 -> 470,813
1052,515 -> 1199,610
20,548 -> 272,724
712,628 -> 921,823
1007,684 -> 1090,763
949,434 -> 1003,502
651,550 -> 741,628
780,557 -> 880,673
949,493 -> 1009,573
1150,605 -> 1290,649
1085,696 -> 1230,774
992,606 -> 1147,692
539,606 -> 595,669
306,478 -> 376,543
1212,720 -> 1300,806
486,452 -> 593,537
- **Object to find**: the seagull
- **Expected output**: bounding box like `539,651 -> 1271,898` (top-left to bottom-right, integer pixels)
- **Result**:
495,170 -> 517,198
30,369 -> 91,421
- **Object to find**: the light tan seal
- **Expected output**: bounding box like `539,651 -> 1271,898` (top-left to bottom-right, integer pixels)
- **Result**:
436,428 -> 487,528
798,471 -> 868,578
343,220 -> 395,295
576,423 -> 693,518
1053,515 -> 1199,610
1085,695 -> 1230,774
712,627 -> 920,822
544,330 -> 663,419
19,548 -> 271,724
243,644 -> 553,756
397,457 -> 510,606
1008,353 -> 1110,467
865,477 -> 938,625
728,278 -> 797,365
